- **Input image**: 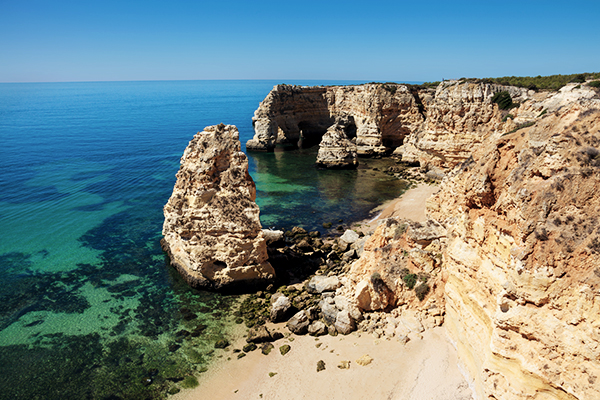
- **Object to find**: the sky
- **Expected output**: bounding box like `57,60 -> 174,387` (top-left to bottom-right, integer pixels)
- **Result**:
1,0 -> 599,83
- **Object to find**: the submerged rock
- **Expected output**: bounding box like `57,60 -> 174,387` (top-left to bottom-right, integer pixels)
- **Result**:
162,124 -> 275,291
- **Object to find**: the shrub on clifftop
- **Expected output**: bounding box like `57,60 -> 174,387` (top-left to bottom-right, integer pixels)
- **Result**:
491,91 -> 513,110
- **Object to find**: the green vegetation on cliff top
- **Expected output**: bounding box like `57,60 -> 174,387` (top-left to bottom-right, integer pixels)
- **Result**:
422,72 -> 600,91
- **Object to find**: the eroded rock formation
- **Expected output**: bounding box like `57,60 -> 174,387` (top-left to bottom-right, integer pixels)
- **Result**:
397,81 -> 531,168
247,83 -> 424,156
248,81 -> 599,172
315,123 -> 358,169
340,98 -> 600,399
162,124 -> 275,290
427,100 -> 600,400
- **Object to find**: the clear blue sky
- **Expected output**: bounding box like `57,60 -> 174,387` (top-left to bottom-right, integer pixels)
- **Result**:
1,0 -> 599,83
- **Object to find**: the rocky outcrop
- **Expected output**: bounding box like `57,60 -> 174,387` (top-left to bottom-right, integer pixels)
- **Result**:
315,123 -> 358,169
397,81 -> 531,168
162,124 -> 275,290
249,81 -> 599,171
339,97 -> 600,399
425,100 -> 600,400
247,83 -> 424,156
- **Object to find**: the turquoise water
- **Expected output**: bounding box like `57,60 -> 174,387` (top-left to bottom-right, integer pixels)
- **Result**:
0,80 -> 407,399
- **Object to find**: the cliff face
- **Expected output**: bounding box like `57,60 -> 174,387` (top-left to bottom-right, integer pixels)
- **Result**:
340,97 -> 600,399
429,100 -> 600,400
398,81 -> 531,168
162,124 -> 275,290
247,83 -> 424,156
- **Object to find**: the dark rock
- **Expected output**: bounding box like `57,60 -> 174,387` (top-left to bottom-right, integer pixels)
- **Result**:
279,344 -> 291,355
309,231 -> 321,238
270,293 -> 293,322
320,300 -> 338,325
271,331 -> 284,341
243,343 -> 257,352
286,310 -> 310,335
317,360 -> 326,372
322,222 -> 333,229
247,325 -> 273,343
261,343 -> 274,355
237,353 -> 246,359
296,239 -> 313,253
291,226 -> 308,236
214,339 -> 229,349
169,344 -> 181,352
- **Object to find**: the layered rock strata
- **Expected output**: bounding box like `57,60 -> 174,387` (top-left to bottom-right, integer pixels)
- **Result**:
335,95 -> 600,399
397,81 -> 531,168
162,124 -> 275,290
247,83 -> 424,156
426,100 -> 600,400
249,81 -> 598,171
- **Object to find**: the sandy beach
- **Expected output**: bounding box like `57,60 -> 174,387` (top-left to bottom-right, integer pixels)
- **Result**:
173,182 -> 473,400
360,183 -> 440,229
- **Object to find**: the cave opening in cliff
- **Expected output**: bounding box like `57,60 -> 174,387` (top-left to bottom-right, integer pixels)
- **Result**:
297,121 -> 328,149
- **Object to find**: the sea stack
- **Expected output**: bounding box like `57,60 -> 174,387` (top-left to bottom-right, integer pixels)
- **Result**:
162,124 -> 275,291
315,123 -> 358,169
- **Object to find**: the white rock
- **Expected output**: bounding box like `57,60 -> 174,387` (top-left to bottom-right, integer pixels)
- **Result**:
307,275 -> 341,293
340,229 -> 360,245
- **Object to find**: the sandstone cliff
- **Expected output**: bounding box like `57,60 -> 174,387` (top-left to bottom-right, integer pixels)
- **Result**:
340,98 -> 600,399
247,83 -> 424,156
427,100 -> 600,400
397,81 -> 531,168
162,124 -> 275,290
248,81 -> 599,172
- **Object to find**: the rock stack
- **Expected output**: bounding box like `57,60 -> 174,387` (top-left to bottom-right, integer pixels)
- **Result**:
315,123 -> 358,169
162,124 -> 275,291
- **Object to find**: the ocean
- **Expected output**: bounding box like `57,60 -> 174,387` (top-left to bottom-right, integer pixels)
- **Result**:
0,80 -> 408,399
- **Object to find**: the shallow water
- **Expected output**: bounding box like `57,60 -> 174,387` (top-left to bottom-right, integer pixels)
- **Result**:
0,80 -> 408,399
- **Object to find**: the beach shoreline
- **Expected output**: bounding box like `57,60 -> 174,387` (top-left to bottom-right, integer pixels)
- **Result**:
172,182 -> 473,400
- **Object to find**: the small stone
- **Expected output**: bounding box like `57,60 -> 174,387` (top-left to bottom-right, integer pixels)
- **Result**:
261,343 -> 274,355
322,222 -> 333,229
356,354 -> 373,366
243,343 -> 257,352
214,339 -> 229,349
279,344 -> 291,355
237,352 -> 246,359
286,310 -> 310,335
317,360 -> 326,372
307,275 -> 341,294
340,229 -> 360,245
337,360 -> 351,369
268,372 -> 277,378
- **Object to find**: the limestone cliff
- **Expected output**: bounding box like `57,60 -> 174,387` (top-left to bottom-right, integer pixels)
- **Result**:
247,83 -> 424,156
162,124 -> 275,291
427,100 -> 600,400
397,81 -> 531,168
248,81 -> 598,172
